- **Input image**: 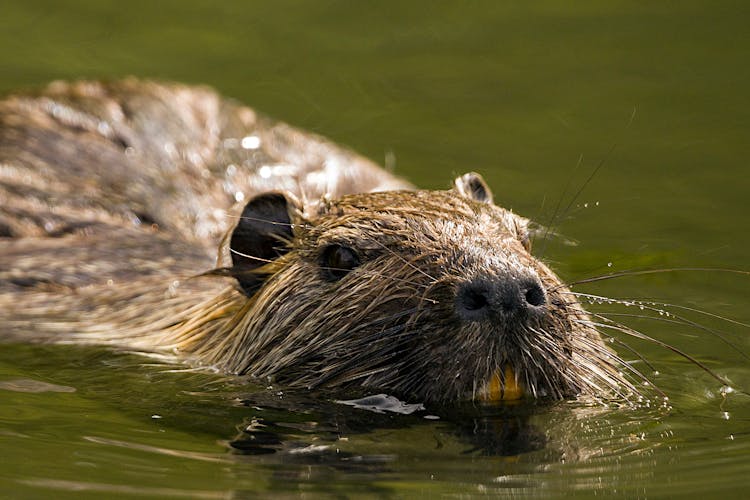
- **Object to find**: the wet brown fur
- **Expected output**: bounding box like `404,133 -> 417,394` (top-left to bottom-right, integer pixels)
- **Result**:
0,79 -> 637,403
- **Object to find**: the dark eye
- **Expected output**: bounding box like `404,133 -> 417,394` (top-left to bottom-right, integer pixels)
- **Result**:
320,244 -> 360,281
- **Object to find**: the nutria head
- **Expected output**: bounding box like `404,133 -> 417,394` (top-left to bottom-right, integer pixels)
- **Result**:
204,173 -> 634,403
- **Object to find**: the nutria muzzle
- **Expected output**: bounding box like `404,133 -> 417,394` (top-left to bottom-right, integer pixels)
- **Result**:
455,271 -> 549,401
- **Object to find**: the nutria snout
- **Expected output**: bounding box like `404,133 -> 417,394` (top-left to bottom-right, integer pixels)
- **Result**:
0,79 -> 639,404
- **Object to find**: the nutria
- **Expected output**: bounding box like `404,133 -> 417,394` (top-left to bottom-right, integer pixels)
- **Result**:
0,79 -> 638,403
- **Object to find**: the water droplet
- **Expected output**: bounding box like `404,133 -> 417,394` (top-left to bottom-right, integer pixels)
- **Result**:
97,121 -> 111,135
259,165 -> 272,179
241,135 -> 261,149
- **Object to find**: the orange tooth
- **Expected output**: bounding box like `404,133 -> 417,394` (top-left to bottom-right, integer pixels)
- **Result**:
482,365 -> 523,401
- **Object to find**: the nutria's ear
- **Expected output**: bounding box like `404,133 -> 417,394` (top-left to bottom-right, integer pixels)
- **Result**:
229,192 -> 300,295
453,172 -> 494,204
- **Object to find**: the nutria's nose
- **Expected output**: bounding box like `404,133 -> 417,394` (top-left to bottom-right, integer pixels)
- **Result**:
456,274 -> 546,323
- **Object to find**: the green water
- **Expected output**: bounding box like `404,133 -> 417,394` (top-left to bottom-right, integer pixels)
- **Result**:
1,1 -> 749,497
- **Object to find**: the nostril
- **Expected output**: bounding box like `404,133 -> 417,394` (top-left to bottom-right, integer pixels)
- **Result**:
456,283 -> 491,321
460,287 -> 489,311
523,282 -> 546,307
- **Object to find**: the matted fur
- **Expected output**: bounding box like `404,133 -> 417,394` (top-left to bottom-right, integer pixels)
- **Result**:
0,80 -> 638,403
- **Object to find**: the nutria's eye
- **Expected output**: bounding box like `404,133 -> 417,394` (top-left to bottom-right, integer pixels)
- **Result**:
320,244 -> 360,281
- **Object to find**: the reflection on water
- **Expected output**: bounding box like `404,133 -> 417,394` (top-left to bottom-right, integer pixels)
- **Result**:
19,479 -> 227,499
0,378 -> 76,393
2,343 -> 741,497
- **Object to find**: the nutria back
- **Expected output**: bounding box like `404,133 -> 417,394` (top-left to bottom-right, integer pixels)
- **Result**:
0,79 -> 635,403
